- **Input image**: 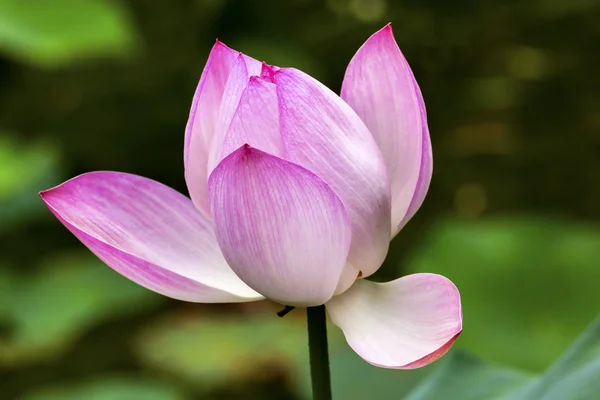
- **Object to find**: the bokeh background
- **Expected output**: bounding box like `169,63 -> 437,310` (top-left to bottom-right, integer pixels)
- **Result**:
1,0 -> 599,399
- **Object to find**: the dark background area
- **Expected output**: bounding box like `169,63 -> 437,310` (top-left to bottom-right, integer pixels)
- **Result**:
0,0 -> 599,399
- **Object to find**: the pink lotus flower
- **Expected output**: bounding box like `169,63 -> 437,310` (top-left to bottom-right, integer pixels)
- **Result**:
40,25 -> 462,369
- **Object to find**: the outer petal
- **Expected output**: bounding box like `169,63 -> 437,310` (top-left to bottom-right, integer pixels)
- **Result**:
400,75 -> 432,230
208,75 -> 282,173
274,68 -> 391,278
40,171 -> 262,303
184,41 -> 261,218
326,274 -> 462,369
341,24 -> 432,236
208,145 -> 352,307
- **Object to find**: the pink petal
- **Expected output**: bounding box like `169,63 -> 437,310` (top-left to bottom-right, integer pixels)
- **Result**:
214,55 -> 253,148
208,145 -> 352,307
334,262 -> 362,296
184,41 -> 261,218
326,273 -> 462,369
400,74 -> 432,230
208,75 -> 282,173
274,68 -> 391,278
40,172 -> 262,303
341,24 -> 432,236
241,54 -> 262,76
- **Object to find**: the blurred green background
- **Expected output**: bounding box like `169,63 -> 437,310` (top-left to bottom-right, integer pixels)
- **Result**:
1,0 -> 599,399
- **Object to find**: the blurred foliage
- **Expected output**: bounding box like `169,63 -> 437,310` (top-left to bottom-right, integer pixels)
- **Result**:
22,377 -> 186,400
0,254 -> 163,366
407,316 -> 600,400
136,311 -> 429,399
0,0 -> 599,398
405,351 -> 534,400
137,311 -> 310,388
407,217 -> 600,371
327,343 -> 428,400
518,316 -> 600,399
0,0 -> 137,67
0,134 -> 62,231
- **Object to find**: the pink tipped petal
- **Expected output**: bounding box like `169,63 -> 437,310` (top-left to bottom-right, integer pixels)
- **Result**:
274,68 -> 391,277
260,62 -> 278,81
398,77 -> 433,230
240,53 -> 262,76
40,172 -> 262,303
341,24 -> 432,236
326,273 -> 462,369
214,55 -> 253,145
208,76 -> 282,173
208,145 -> 352,307
184,42 -> 260,218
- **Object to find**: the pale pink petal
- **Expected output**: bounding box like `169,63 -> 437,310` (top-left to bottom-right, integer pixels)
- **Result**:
341,24 -> 432,236
241,53 -> 262,76
399,75 -> 432,230
40,172 -> 262,303
333,262 -> 361,296
208,145 -> 351,307
214,55 -> 253,147
208,75 -> 282,173
274,68 -> 391,278
184,42 -> 260,218
326,274 -> 462,369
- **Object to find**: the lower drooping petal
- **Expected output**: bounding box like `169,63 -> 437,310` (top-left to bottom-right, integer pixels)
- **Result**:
326,274 -> 462,369
208,145 -> 352,307
40,172 -> 262,303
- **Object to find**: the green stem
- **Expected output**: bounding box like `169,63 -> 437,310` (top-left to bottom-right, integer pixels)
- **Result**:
307,305 -> 332,400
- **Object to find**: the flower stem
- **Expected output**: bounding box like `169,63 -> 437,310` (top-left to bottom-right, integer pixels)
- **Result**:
307,305 -> 332,400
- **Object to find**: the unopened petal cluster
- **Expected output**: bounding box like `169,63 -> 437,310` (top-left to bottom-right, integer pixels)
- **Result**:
41,25 -> 462,369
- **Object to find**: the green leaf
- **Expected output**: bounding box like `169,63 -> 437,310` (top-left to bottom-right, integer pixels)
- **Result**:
405,351 -> 534,400
0,253 -> 163,365
0,0 -> 138,67
407,216 -> 600,370
21,377 -> 187,400
515,316 -> 600,399
405,316 -> 600,400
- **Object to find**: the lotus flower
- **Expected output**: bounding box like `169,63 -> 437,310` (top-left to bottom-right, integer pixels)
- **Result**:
40,25 -> 462,369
